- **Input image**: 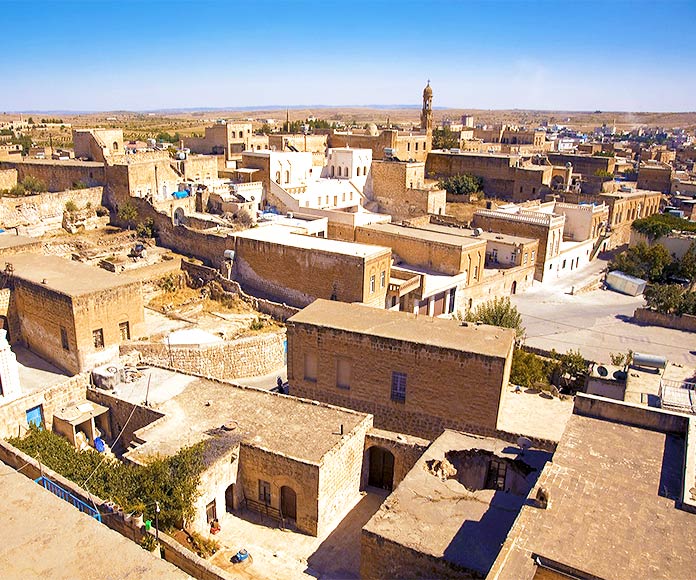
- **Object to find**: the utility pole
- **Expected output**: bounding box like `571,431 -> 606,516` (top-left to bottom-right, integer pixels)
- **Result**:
155,501 -> 160,546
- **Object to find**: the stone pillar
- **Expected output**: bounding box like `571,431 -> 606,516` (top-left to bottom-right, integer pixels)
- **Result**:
0,329 -> 21,402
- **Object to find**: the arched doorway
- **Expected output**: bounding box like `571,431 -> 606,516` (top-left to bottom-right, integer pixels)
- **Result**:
173,207 -> 185,225
225,484 -> 235,513
368,446 -> 395,491
511,281 -> 517,295
280,486 -> 297,521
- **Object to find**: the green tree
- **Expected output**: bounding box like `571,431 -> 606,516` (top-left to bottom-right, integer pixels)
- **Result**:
677,242 -> 696,290
632,213 -> 696,240
593,169 -> 614,180
609,242 -> 672,282
258,123 -> 272,135
510,349 -> 552,388
432,126 -> 460,150
644,284 -> 685,314
118,201 -> 138,229
554,349 -> 588,388
464,297 -> 525,340
438,173 -> 483,198
21,175 -> 47,193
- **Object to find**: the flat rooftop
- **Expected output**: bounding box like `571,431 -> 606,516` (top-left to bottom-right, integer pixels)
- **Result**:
0,233 -> 40,251
358,222 -> 486,249
289,299 -> 515,359
363,430 -> 550,576
6,252 -> 140,297
418,222 -> 536,245
0,462 -> 190,579
125,372 -> 367,464
0,157 -> 104,167
235,225 -> 389,259
490,411 -> 696,580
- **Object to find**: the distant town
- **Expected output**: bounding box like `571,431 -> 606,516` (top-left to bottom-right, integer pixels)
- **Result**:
0,77 -> 695,580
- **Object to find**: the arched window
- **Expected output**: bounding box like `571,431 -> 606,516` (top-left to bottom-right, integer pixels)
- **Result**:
356,167 -> 361,177
112,141 -> 119,151
364,166 -> 368,175
330,166 -> 335,177
275,171 -> 281,182
285,170 -> 290,183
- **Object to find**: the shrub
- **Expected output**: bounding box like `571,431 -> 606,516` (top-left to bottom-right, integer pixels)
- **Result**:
65,200 -> 77,213
464,297 -> 525,340
438,173 -> 483,197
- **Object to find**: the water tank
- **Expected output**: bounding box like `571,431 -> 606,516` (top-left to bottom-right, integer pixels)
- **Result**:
472,228 -> 483,236
632,352 -> 667,370
224,249 -> 235,261
384,148 -> 396,157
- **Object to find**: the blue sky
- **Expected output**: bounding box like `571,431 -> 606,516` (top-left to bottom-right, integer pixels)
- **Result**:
2,0 -> 695,112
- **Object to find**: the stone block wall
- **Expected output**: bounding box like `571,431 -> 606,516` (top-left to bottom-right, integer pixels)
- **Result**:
238,444 -> 320,535
287,323 -> 513,440
0,373 -> 90,439
633,307 -> 696,332
0,168 -> 18,190
120,331 -> 286,381
364,429 -> 430,489
361,529 -> 478,580
0,160 -> 106,192
317,414 -> 373,536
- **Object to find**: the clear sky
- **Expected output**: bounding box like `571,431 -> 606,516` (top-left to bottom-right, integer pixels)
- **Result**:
2,0 -> 695,112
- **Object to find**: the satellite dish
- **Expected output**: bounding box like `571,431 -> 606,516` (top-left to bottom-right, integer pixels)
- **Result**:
517,436 -> 532,453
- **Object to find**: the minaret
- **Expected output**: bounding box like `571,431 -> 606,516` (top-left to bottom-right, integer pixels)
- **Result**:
421,80 -> 433,151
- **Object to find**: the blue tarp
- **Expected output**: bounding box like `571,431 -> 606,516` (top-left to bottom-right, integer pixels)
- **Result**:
173,191 -> 189,199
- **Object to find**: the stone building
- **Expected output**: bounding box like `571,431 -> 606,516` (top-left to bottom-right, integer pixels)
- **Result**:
1,253 -> 144,374
546,152 -> 616,178
488,394 -> 696,580
120,372 -> 373,537
473,125 -> 547,150
232,225 -> 391,308
637,161 -> 673,193
361,429 -> 550,579
472,200 -> 608,282
185,121 -> 269,167
287,299 -> 515,440
328,82 -> 433,161
426,151 -> 553,201
366,159 -> 446,218
73,128 -> 124,162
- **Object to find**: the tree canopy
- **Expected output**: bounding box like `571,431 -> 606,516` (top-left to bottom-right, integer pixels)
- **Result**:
609,242 -> 672,282
464,297 -> 525,340
438,173 -> 483,198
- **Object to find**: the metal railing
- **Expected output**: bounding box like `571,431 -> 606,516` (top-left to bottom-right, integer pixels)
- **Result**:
35,476 -> 101,522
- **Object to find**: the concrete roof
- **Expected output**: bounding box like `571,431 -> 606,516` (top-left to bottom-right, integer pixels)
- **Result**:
235,226 -> 390,259
489,413 -> 696,580
416,222 -> 537,245
0,462 -> 191,579
363,430 -> 550,576
6,253 -> 140,297
0,233 -> 40,250
358,222 -> 487,249
125,375 -> 368,465
288,299 -> 516,359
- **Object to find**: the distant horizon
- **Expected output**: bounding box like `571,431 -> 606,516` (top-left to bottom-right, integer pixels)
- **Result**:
2,0 -> 695,112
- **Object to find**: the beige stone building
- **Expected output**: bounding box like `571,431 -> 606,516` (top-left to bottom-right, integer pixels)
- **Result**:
122,372 -> 373,537
232,225 -> 391,308
287,299 -> 515,440
185,121 -> 269,167
73,128 -> 124,162
637,161 -> 673,193
2,252 -> 144,374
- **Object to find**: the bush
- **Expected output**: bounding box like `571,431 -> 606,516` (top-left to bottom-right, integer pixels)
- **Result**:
510,349 -> 553,388
136,218 -> 157,238
438,174 -> 483,198
632,213 -> 696,240
9,426 -> 205,531
71,181 -> 87,190
464,297 -> 525,340
609,242 -> 672,282
187,531 -> 220,558
593,169 -> 614,181
140,533 -> 158,552
21,175 -> 47,193
65,200 -> 77,213
95,205 -> 110,217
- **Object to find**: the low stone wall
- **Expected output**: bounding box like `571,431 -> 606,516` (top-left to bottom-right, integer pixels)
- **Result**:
0,438 -> 230,580
364,429 -> 430,489
634,307 -> 696,333
120,331 -> 286,381
182,259 -> 299,321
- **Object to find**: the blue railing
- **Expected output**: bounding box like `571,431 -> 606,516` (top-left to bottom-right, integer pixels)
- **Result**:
35,476 -> 101,522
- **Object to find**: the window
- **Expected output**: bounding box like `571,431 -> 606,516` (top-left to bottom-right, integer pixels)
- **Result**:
304,351 -> 317,382
562,259 -> 567,269
370,275 -> 376,293
342,192 -> 346,202
331,166 -> 335,177
356,167 -> 361,176
380,270 -> 386,288
391,372 -> 407,403
258,480 -> 271,504
119,321 -> 130,341
206,499 -> 217,523
336,357 -> 351,389
523,253 -> 528,265
485,459 -> 507,491
531,250 -> 535,262
415,142 -> 419,151
60,327 -> 69,351
474,266 -> 479,279
363,166 -> 368,175
92,328 -> 104,349
407,143 -> 411,151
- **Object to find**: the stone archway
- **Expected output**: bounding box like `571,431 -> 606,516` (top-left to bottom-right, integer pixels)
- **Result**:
173,207 -> 185,225
367,446 -> 395,491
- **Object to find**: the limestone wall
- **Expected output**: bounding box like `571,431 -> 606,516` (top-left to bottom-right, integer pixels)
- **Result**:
287,323 -> 513,440
633,307 -> 696,332
0,160 -> 106,192
0,168 -> 17,190
0,186 -> 105,236
120,331 -> 286,381
364,429 -> 430,489
0,373 -> 90,439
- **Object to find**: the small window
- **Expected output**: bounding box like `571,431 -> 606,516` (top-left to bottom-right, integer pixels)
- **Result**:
407,143 -> 411,151
474,266 -> 479,279
60,327 -> 69,351
336,357 -> 351,390
562,259 -> 567,269
531,250 -> 535,262
304,351 -> 317,382
391,372 -> 407,403
485,459 -> 507,491
259,480 -> 271,504
415,142 -> 419,151
92,328 -> 104,349
380,271 -> 386,288
523,253 -> 528,265
119,321 -> 130,341
370,275 -> 376,293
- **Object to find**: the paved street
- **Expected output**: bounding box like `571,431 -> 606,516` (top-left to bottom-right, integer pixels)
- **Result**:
511,259 -> 696,368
